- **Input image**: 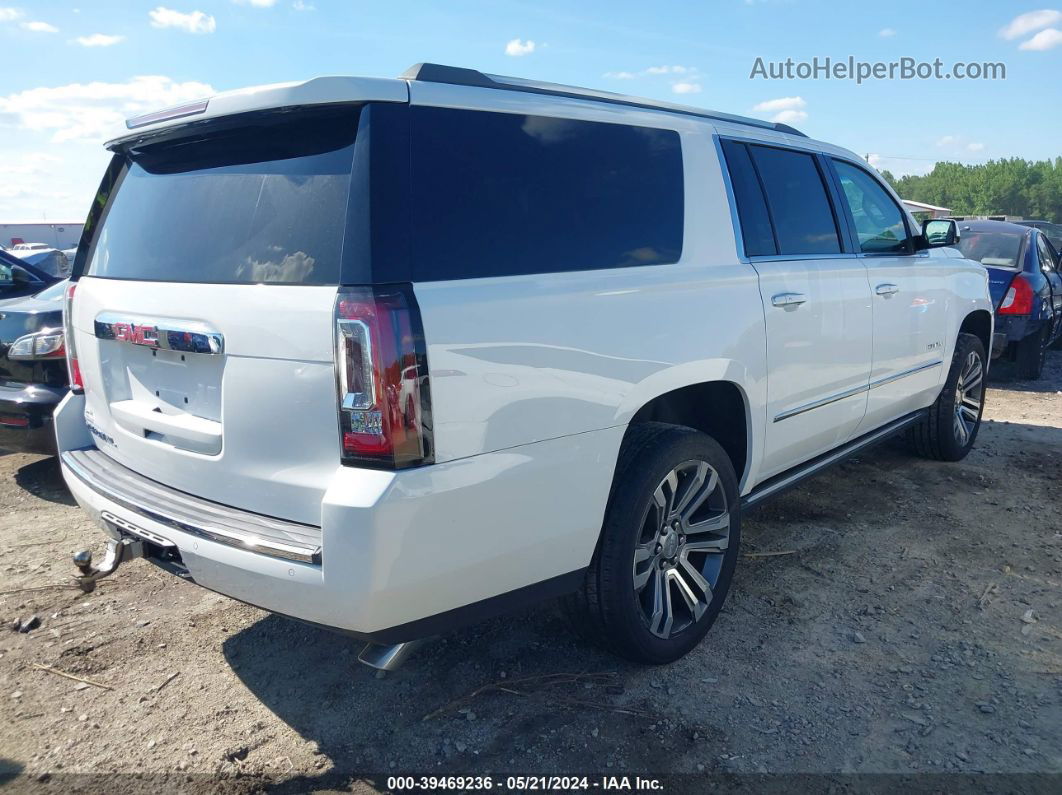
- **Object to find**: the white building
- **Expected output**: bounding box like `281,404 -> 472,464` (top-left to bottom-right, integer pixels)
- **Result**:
901,200 -> 952,220
0,221 -> 85,250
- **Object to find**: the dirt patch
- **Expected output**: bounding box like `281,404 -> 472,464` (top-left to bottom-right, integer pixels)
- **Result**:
2,356 -> 1060,791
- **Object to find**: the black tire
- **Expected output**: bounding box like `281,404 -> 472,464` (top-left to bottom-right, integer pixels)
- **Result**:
908,333 -> 986,462
1015,326 -> 1048,380
564,422 -> 741,664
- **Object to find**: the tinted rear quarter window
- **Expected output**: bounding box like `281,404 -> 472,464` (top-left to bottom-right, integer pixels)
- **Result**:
86,107 -> 360,285
409,107 -> 684,281
720,139 -> 776,256
748,145 -> 841,256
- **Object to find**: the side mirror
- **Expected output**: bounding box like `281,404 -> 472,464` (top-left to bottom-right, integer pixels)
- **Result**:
920,218 -> 960,248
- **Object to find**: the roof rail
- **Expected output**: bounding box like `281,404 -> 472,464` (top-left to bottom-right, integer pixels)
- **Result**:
400,63 -> 807,138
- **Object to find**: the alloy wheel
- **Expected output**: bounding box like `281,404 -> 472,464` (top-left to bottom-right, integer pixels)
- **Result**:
953,350 -> 983,446
632,460 -> 730,639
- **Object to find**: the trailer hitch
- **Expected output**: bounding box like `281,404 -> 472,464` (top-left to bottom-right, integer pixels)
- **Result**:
73,536 -> 144,593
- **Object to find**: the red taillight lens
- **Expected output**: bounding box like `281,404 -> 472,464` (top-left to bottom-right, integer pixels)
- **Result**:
998,275 -> 1034,315
334,286 -> 432,469
63,282 -> 84,392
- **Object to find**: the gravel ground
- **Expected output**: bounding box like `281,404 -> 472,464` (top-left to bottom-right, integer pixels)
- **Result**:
1,354 -> 1060,793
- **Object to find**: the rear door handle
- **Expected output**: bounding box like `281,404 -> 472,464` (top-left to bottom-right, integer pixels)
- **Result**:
771,292 -> 807,307
876,283 -> 899,296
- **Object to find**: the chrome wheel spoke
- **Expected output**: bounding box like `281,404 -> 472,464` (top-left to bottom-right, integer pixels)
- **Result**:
960,404 -> 979,423
684,534 -> 729,553
687,510 -> 729,534
648,569 -> 673,638
954,411 -> 969,445
675,462 -> 716,522
676,556 -> 712,614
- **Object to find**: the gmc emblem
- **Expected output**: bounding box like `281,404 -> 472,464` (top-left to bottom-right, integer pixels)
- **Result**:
111,322 -> 160,348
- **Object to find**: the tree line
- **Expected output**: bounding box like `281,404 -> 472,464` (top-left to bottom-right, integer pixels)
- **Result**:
879,157 -> 1062,222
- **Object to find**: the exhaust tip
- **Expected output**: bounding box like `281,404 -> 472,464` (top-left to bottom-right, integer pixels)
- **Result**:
358,639 -> 428,672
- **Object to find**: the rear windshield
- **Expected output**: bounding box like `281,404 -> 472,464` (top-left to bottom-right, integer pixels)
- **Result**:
86,107 -> 360,285
956,229 -> 1024,269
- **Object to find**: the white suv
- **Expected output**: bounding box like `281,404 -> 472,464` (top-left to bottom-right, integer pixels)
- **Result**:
56,64 -> 993,667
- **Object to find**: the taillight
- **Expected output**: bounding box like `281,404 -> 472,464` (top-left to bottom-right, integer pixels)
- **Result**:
63,282 -> 83,392
334,285 -> 432,469
998,275 -> 1034,315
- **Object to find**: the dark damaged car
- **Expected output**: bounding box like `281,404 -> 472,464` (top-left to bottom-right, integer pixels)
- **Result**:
0,263 -> 69,454
956,220 -> 1062,379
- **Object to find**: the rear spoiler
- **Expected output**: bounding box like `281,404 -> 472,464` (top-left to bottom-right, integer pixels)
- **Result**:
105,76 -> 407,151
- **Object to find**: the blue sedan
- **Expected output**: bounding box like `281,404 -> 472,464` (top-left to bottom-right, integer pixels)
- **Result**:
956,220 -> 1062,379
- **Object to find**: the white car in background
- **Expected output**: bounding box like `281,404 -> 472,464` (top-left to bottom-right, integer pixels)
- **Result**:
9,246 -> 71,279
56,64 -> 993,670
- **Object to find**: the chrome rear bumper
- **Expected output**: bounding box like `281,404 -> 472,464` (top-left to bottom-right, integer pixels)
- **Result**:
60,448 -> 322,564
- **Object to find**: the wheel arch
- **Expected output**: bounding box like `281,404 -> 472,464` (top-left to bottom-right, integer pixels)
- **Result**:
623,379 -> 751,486
959,309 -> 993,356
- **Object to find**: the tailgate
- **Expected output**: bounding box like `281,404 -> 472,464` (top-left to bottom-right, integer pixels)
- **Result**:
65,105 -> 364,526
72,279 -> 339,526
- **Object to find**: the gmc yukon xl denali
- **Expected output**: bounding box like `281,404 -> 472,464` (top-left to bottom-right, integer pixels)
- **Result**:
57,64 -> 993,668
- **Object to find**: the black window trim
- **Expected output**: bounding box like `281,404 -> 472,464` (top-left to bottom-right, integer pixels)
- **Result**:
716,133 -> 856,262
826,156 -> 919,258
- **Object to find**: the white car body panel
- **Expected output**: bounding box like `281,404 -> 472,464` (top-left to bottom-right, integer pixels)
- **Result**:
55,69 -> 994,641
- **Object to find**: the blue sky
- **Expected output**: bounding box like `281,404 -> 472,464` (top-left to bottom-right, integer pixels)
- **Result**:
2,0 -> 1060,220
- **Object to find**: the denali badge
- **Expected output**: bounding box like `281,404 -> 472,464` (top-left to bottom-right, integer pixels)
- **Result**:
94,312 -> 224,355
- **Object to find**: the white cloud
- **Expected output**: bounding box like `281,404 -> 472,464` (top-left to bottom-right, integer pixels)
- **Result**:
292,0 -> 314,9
867,154 -> 936,178
0,7 -> 22,22
0,75 -> 215,144
149,7 -> 216,34
1019,27 -> 1062,50
73,33 -> 125,47
771,109 -> 808,123
935,135 -> 956,147
752,96 -> 806,113
879,27 -> 896,37
233,0 -> 277,6
967,142 -> 985,152
646,65 -> 689,75
21,20 -> 58,33
999,9 -> 1062,40
672,81 -> 702,94
603,71 -> 636,79
505,37 -> 535,56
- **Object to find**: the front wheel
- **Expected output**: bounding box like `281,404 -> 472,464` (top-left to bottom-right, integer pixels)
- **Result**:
565,423 -> 741,664
908,333 -> 986,461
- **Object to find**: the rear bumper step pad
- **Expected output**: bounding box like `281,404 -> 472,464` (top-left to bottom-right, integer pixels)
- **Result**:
61,447 -> 322,564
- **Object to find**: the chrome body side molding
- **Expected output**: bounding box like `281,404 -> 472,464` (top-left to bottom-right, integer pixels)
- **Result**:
774,360 -> 943,423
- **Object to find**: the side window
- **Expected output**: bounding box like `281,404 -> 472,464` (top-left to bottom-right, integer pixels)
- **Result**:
747,145 -> 841,256
1036,234 -> 1058,272
720,140 -> 776,257
409,107 -> 684,281
831,160 -> 911,254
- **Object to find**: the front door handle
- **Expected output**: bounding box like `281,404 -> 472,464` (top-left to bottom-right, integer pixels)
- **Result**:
771,292 -> 808,307
876,283 -> 899,297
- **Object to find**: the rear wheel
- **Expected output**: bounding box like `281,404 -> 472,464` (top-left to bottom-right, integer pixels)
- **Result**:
565,423 -> 740,664
908,333 -> 986,461
1015,326 -> 1048,380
